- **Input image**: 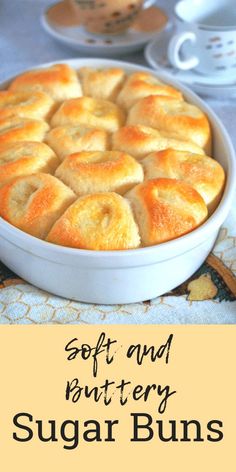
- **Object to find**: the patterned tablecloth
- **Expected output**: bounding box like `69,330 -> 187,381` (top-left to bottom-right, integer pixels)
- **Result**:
0,0 -> 235,324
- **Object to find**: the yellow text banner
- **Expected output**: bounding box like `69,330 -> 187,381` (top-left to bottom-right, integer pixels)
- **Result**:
0,325 -> 235,471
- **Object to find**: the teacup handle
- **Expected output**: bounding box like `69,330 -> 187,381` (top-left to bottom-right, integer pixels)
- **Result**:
167,31 -> 199,70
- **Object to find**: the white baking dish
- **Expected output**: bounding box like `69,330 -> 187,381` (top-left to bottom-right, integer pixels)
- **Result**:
0,58 -> 235,304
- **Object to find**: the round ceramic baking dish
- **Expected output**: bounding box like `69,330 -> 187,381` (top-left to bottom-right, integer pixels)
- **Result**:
0,58 -> 235,304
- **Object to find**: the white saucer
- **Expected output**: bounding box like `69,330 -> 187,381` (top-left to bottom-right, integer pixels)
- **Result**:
145,29 -> 236,98
41,2 -> 169,57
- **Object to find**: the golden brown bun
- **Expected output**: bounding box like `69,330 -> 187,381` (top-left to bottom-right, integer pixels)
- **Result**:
0,90 -> 55,121
0,65 -> 221,250
50,96 -> 125,132
79,67 -> 126,101
47,192 -> 140,250
0,173 -> 76,239
142,149 -> 225,213
117,71 -> 183,110
0,141 -> 60,187
127,96 -> 211,153
9,64 -> 82,101
45,125 -> 110,161
0,117 -> 49,145
55,150 -> 144,196
112,125 -> 205,160
126,178 -> 208,246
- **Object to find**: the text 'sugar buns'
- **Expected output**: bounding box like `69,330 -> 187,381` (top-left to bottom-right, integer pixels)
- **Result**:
112,125 -> 205,160
0,173 -> 76,239
55,151 -> 144,196
79,67 -> 126,101
0,90 -> 55,121
0,117 -> 49,145
51,96 -> 125,132
9,64 -> 82,101
126,178 -> 208,246
45,125 -> 109,161
0,141 -> 60,187
127,95 -> 211,153
47,192 -> 140,250
117,71 -> 183,110
142,149 -> 225,213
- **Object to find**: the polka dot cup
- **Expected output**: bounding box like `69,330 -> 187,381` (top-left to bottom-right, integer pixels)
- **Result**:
167,0 -> 236,75
68,0 -> 155,34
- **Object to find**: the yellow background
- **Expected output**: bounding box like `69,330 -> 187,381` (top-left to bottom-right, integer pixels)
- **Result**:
0,325 -> 235,471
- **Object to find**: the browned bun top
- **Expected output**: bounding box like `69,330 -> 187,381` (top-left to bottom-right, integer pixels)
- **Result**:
0,141 -> 60,187
9,64 -> 82,101
0,117 -> 49,145
0,90 -> 55,121
142,149 -> 225,213
45,125 -> 110,161
0,64 -> 221,251
50,96 -> 125,132
126,178 -> 208,246
112,125 -> 205,160
46,192 -> 141,250
117,71 -> 183,110
55,150 -> 144,196
79,67 -> 126,101
0,173 -> 76,239
127,95 -> 211,153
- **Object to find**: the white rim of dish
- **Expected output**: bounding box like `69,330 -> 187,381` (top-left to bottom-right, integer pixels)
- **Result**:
0,58 -> 235,262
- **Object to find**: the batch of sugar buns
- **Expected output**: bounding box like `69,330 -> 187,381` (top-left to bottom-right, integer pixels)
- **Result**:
0,64 -> 225,250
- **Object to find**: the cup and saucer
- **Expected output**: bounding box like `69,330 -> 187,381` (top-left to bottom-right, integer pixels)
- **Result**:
41,0 -> 170,57
145,0 -> 236,98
